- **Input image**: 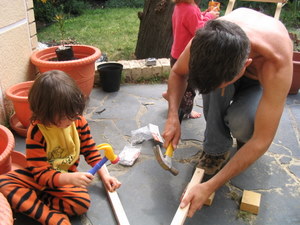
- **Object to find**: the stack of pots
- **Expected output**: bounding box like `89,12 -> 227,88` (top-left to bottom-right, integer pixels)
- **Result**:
0,125 -> 16,225
5,81 -> 34,137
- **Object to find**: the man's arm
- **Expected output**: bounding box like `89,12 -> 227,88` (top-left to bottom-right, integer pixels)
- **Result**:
162,41 -> 191,149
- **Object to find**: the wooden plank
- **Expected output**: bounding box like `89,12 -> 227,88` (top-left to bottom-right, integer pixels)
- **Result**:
225,0 -> 286,18
102,165 -> 130,225
225,0 -> 236,15
274,2 -> 283,19
170,168 -> 205,225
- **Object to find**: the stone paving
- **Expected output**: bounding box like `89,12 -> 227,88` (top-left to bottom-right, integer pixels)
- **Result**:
13,84 -> 300,225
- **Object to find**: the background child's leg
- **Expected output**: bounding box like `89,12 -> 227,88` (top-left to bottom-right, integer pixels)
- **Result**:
180,84 -> 200,119
0,169 -> 71,225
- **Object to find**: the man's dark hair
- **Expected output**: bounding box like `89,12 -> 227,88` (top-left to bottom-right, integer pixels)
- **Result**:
29,70 -> 85,126
189,20 -> 251,94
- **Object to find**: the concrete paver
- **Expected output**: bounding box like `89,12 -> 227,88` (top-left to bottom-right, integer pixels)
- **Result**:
13,84 -> 300,225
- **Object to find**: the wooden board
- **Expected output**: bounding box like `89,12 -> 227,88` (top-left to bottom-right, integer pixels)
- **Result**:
225,0 -> 285,19
103,165 -> 130,225
170,168 -> 205,225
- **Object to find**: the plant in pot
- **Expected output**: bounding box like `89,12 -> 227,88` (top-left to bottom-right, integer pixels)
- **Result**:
53,10 -> 75,61
288,32 -> 300,95
31,4 -> 101,98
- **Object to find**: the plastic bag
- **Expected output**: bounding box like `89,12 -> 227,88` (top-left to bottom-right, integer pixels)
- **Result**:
119,145 -> 141,166
130,125 -> 153,145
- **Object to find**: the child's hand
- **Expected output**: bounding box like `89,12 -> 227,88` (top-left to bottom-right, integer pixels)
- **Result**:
209,9 -> 220,18
101,174 -> 122,192
59,172 -> 94,188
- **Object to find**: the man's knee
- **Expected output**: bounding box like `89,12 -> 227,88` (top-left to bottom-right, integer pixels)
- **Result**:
225,110 -> 254,143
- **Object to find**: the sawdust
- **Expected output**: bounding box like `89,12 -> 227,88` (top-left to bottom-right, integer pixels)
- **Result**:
177,151 -> 202,164
236,211 -> 256,224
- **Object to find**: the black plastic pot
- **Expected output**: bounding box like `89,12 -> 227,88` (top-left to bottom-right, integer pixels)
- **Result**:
97,63 -> 123,92
55,46 -> 74,61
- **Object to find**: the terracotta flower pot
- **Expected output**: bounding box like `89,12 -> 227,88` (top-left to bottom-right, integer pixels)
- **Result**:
11,150 -> 27,170
6,81 -> 33,128
0,125 -> 14,175
30,45 -> 101,97
289,51 -> 300,95
9,113 -> 28,137
0,192 -> 13,225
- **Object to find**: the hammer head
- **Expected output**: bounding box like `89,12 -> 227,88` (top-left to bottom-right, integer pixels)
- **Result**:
153,144 -> 179,176
97,143 -> 119,164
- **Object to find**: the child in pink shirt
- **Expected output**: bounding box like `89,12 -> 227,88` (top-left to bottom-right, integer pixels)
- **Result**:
164,0 -> 219,118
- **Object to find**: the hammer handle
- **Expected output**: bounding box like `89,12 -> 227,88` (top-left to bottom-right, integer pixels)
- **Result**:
88,156 -> 108,175
165,108 -> 185,158
165,144 -> 174,158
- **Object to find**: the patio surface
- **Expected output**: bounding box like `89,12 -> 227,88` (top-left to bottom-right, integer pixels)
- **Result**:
12,84 -> 300,225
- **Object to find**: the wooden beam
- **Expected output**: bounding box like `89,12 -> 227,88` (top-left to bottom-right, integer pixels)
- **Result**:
103,165 -> 130,225
225,0 -> 236,15
274,2 -> 283,19
224,0 -> 286,18
170,168 -> 205,225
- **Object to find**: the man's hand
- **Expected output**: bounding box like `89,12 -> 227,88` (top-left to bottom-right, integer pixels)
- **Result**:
162,115 -> 181,149
208,8 -> 220,18
180,182 -> 213,218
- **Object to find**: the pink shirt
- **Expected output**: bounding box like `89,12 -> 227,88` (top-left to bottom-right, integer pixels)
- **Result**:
171,3 -> 215,59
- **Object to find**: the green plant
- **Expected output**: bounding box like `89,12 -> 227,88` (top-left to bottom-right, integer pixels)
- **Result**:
105,0 -> 144,8
54,12 -> 66,45
132,73 -> 168,84
34,0 -> 88,24
289,32 -> 300,52
281,0 -> 300,28
37,8 -> 141,60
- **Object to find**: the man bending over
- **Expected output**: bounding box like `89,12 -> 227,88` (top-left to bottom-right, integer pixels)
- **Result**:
162,8 -> 293,217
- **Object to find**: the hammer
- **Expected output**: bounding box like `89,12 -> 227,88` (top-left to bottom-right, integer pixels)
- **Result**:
153,109 -> 184,176
88,143 -> 119,175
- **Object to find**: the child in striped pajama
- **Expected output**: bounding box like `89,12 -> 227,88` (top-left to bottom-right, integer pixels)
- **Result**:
0,70 -> 121,225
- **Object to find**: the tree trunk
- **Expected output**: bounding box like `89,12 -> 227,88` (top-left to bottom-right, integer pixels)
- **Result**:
135,0 -> 202,59
135,0 -> 174,59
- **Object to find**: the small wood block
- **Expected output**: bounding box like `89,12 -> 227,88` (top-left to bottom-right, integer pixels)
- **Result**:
204,192 -> 215,206
240,190 -> 261,215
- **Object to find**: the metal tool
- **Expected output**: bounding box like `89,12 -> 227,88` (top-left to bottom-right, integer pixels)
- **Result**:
88,143 -> 119,175
153,109 -> 184,176
153,143 -> 179,176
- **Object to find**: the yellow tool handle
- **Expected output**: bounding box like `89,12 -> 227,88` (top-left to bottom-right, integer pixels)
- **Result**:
165,143 -> 174,158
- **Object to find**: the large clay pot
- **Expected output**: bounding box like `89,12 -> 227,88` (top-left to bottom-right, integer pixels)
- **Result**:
0,125 -> 21,225
30,45 -> 101,97
0,192 -> 13,225
5,81 -> 33,128
0,125 -> 14,175
289,51 -> 300,95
